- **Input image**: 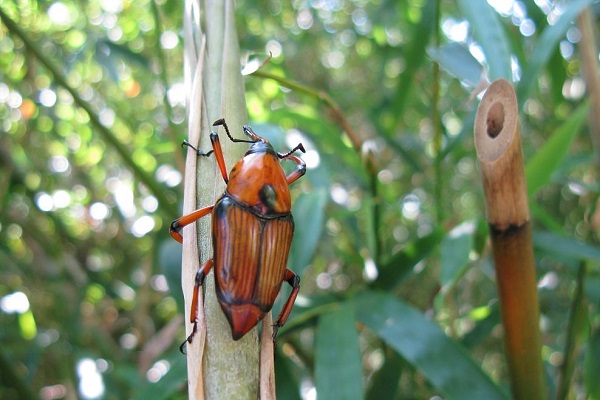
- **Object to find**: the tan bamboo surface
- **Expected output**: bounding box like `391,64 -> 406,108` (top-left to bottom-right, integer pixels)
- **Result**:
474,79 -> 545,400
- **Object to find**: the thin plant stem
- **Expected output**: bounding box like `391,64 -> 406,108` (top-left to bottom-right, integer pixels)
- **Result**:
432,0 -> 443,224
556,262 -> 588,400
252,69 -> 362,152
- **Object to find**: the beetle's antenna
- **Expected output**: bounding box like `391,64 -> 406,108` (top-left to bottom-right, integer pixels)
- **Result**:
181,140 -> 214,157
213,118 -> 255,144
278,143 -> 306,159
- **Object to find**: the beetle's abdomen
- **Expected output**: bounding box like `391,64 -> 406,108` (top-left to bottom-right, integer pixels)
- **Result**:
212,196 -> 294,339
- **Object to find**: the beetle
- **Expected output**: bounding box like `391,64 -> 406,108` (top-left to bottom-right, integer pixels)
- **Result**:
170,118 -> 306,350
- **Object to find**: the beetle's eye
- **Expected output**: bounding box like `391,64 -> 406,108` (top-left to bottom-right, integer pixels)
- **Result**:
259,185 -> 277,210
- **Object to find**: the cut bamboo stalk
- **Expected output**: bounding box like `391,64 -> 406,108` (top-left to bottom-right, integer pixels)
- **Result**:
474,79 -> 545,400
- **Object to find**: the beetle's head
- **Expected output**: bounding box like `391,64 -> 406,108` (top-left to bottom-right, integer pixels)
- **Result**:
243,125 -> 278,156
243,125 -> 269,144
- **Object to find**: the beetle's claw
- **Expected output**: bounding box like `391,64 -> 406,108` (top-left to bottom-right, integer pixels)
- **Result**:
179,340 -> 188,354
212,118 -> 225,127
179,321 -> 198,355
271,322 -> 282,340
271,324 -> 282,360
179,331 -> 193,354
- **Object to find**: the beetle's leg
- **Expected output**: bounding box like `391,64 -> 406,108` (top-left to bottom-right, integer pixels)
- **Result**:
272,269 -> 301,342
180,258 -> 214,353
169,205 -> 214,243
282,154 -> 307,185
181,136 -> 229,183
278,143 -> 305,159
209,131 -> 229,183
181,140 -> 214,157
213,118 -> 255,144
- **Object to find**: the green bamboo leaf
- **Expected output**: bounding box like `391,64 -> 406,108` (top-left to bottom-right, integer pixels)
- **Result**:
289,189 -> 327,276
440,221 -> 475,289
374,228 -> 444,290
533,231 -> 600,265
97,39 -> 150,67
354,291 -> 508,400
158,239 -> 184,313
585,329 -> 600,398
456,0 -> 511,81
530,202 -> 565,233
517,0 -> 595,101
585,274 -> 600,306
427,42 -> 483,86
315,303 -> 363,400
391,0 -> 436,119
276,296 -> 340,337
525,102 -> 589,197
275,355 -> 302,400
461,305 -> 501,349
365,347 -> 403,399
555,265 -> 589,400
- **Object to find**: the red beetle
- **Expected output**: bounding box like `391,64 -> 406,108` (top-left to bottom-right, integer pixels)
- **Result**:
170,118 -> 306,349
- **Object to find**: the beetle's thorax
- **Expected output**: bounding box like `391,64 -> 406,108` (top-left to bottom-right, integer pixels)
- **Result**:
245,141 -> 277,157
225,148 -> 292,215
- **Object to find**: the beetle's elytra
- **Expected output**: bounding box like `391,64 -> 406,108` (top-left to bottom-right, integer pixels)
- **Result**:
170,118 -> 306,349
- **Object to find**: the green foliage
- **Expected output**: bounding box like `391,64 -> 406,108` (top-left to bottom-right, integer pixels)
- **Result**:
315,303 -> 363,400
1,0 -> 599,399
355,291 -> 509,400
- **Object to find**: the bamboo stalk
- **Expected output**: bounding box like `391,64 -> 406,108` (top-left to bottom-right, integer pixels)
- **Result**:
201,1 -> 261,398
474,79 -> 545,400
182,1 -> 266,398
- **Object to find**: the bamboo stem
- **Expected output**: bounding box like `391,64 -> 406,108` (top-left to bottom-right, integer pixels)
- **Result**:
201,1 -> 261,398
474,79 -> 545,400
182,1 -> 264,398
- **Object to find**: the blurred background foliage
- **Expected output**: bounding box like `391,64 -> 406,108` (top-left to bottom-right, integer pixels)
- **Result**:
1,0 -> 600,399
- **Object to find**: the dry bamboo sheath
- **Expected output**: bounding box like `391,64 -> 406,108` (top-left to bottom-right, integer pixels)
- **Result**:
474,79 -> 545,400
